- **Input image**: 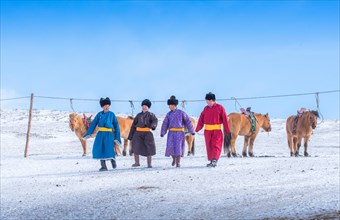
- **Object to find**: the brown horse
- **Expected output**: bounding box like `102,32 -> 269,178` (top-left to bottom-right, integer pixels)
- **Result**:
186,117 -> 197,156
69,113 -> 129,156
116,116 -> 133,156
286,110 -> 319,157
224,113 -> 272,157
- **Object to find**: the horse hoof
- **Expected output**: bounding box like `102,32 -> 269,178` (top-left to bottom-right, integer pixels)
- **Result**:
304,152 -> 309,157
227,152 -> 231,158
242,152 -> 247,157
129,151 -> 133,156
187,152 -> 191,156
248,153 -> 254,157
290,152 -> 294,157
122,151 -> 126,156
295,152 -> 299,157
82,154 -> 86,157
232,153 -> 237,157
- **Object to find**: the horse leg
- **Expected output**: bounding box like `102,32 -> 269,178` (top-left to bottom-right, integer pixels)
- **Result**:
122,139 -> 128,156
187,135 -> 195,156
287,135 -> 294,156
303,136 -> 311,157
80,138 -> 87,156
186,135 -> 192,156
242,136 -> 249,157
248,135 -> 256,157
231,134 -> 238,157
295,136 -> 302,157
129,141 -> 133,156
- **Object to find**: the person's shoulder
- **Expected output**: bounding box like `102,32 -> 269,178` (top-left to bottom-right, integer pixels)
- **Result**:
216,103 -> 225,109
149,111 -> 157,117
96,111 -> 104,116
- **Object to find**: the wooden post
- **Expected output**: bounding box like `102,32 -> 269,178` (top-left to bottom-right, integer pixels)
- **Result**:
24,93 -> 34,158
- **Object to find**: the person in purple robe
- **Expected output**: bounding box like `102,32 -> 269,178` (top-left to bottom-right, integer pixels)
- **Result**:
160,96 -> 195,167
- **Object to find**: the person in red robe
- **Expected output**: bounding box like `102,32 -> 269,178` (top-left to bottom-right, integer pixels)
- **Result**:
195,92 -> 231,167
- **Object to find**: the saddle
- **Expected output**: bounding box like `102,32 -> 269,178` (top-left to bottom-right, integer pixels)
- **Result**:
240,107 -> 256,132
82,114 -> 93,129
292,108 -> 306,134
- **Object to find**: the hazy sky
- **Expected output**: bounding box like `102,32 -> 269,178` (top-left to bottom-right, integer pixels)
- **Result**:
1,1 -> 339,119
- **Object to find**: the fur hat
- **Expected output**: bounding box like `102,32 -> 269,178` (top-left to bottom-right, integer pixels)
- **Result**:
205,92 -> 216,101
141,99 -> 151,108
167,95 -> 178,106
100,97 -> 111,107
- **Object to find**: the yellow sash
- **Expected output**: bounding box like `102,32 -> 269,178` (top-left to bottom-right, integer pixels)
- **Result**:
98,127 -> 113,132
169,128 -> 184,132
136,127 -> 151,132
205,124 -> 221,130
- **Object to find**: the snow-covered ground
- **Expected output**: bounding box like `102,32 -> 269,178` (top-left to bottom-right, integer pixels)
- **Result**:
1,109 -> 339,219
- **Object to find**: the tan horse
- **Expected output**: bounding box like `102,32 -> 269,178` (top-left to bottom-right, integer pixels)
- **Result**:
116,116 -> 133,156
286,110 -> 319,157
69,113 -> 129,156
186,117 -> 197,156
69,113 -> 98,156
224,113 -> 271,157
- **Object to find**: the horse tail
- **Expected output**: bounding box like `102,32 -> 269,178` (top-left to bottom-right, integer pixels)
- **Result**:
224,133 -> 231,153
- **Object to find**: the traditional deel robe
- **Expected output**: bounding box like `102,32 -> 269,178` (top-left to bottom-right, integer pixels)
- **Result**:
196,103 -> 230,161
128,111 -> 158,156
84,111 -> 121,159
160,109 -> 194,157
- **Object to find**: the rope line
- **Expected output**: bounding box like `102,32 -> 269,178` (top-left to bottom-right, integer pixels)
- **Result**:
1,90 -> 339,103
0,96 -> 31,101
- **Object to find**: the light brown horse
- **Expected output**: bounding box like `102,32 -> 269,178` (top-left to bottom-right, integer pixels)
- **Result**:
69,113 -> 130,156
286,110 -> 319,157
224,112 -> 272,157
69,113 -> 98,156
116,116 -> 133,156
186,117 -> 197,156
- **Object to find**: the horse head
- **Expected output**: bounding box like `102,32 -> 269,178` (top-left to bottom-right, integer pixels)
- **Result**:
69,113 -> 84,131
261,113 -> 272,132
307,110 -> 318,129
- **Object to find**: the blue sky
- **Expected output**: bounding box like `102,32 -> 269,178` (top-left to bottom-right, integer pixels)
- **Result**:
1,1 -> 339,119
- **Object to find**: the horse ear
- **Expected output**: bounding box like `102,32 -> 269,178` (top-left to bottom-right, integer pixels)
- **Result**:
89,115 -> 92,120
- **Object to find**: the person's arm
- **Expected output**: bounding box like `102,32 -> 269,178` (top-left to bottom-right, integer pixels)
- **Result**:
128,115 -> 138,140
160,114 -> 169,137
150,113 -> 158,130
221,106 -> 230,134
195,110 -> 205,132
112,113 -> 121,144
183,113 -> 195,135
83,112 -> 100,138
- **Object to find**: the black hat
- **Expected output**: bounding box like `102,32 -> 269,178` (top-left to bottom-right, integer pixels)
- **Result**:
141,99 -> 151,108
100,97 -> 111,107
167,95 -> 178,106
205,92 -> 216,101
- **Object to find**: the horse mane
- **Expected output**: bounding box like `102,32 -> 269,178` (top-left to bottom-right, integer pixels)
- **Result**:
311,110 -> 319,118
127,116 -> 134,120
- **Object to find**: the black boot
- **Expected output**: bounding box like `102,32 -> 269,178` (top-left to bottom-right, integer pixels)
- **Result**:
99,160 -> 108,171
111,159 -> 117,169
207,159 -> 217,168
211,159 -> 217,167
176,156 -> 181,168
171,156 -> 176,166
